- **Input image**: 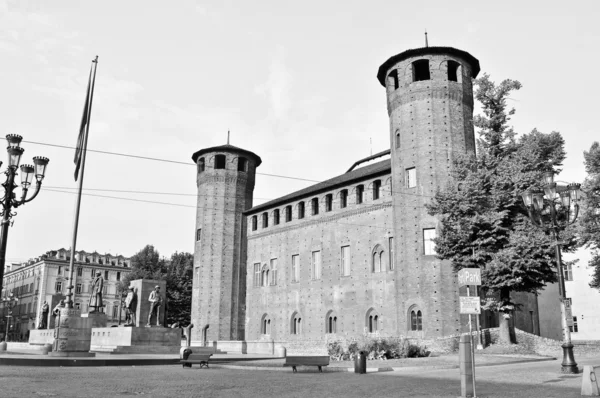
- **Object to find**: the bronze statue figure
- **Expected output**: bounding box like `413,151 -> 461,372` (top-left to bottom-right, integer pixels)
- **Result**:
88,272 -> 104,313
124,286 -> 137,326
146,285 -> 162,327
38,301 -> 49,329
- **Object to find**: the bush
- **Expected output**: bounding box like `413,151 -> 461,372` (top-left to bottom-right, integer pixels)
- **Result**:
328,337 -> 430,361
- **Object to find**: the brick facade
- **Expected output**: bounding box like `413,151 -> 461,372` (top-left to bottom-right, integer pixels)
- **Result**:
191,46 -> 540,344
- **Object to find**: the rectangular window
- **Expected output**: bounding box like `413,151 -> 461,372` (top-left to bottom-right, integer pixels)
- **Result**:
57,266 -> 62,275
340,190 -> 348,208
215,154 -> 226,169
423,228 -> 437,255
253,263 -> 261,287
27,303 -> 32,313
116,272 -> 121,281
406,167 -> 416,188
75,302 -> 81,310
564,264 -> 573,281
570,316 -> 578,333
76,283 -> 82,294
291,255 -> 299,282
341,246 -> 350,276
298,202 -> 305,219
274,209 -> 280,225
29,283 -> 33,293
311,198 -> 319,215
196,228 -> 202,242
77,267 -> 83,277
356,185 -> 364,204
312,251 -> 321,280
237,157 -> 247,172
270,258 -> 278,285
389,237 -> 395,270
105,270 -> 109,280
373,180 -> 381,200
55,281 -> 62,292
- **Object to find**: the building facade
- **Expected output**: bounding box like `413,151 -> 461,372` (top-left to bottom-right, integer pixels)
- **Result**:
191,45 -> 541,344
0,248 -> 131,341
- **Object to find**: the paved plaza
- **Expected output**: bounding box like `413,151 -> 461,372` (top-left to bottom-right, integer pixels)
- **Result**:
1,355 -> 599,398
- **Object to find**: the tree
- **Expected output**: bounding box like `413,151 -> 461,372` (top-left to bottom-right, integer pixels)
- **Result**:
165,252 -> 194,326
580,142 -> 600,288
117,245 -> 166,293
427,74 -> 569,344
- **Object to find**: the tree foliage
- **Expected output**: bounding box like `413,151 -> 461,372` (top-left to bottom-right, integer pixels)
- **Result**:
580,142 -> 600,288
427,74 -> 570,343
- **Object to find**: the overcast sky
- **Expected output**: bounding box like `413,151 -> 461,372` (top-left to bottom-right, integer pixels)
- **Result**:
0,0 -> 597,263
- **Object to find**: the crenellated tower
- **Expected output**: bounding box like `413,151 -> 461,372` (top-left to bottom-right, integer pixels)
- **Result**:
190,144 -> 261,343
377,47 -> 480,337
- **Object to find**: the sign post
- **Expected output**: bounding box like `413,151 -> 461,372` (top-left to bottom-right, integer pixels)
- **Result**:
458,268 -> 482,398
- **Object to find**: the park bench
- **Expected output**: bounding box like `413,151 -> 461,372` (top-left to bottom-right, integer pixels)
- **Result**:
181,353 -> 212,369
284,356 -> 330,373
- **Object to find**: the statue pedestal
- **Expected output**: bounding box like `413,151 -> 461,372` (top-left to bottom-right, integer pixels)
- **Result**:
47,308 -> 96,358
90,326 -> 181,354
82,312 -> 108,328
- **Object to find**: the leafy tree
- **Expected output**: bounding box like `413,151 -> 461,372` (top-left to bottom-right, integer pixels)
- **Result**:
165,252 -> 194,326
116,244 -> 166,293
427,74 -> 569,343
579,142 -> 600,288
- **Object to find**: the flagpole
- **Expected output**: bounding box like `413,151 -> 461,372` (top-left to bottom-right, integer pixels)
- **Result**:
66,56 -> 98,309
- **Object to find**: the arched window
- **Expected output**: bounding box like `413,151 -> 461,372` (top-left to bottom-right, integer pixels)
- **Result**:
387,69 -> 399,91
261,314 -> 271,335
373,180 -> 381,200
251,216 -> 258,231
447,60 -> 461,82
290,311 -> 302,335
356,185 -> 364,204
325,310 -> 338,334
285,206 -> 292,222
340,189 -> 348,208
273,209 -> 280,225
198,157 -> 205,173
325,194 -> 333,212
410,308 -> 423,331
262,212 -> 268,228
372,245 -> 384,273
215,154 -> 226,169
311,198 -> 319,215
395,131 -> 400,149
412,59 -> 430,81
365,308 -> 380,333
261,266 -> 269,287
298,201 -> 305,219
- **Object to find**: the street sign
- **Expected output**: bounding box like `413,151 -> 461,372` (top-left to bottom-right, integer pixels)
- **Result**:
564,298 -> 574,327
458,268 -> 481,287
459,296 -> 481,314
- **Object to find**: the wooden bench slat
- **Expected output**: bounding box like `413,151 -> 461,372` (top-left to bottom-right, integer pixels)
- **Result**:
283,356 -> 330,373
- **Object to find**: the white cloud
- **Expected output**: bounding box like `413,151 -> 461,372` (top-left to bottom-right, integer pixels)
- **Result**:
255,46 -> 292,122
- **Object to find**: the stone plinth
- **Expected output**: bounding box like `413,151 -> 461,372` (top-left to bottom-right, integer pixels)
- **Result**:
82,312 -> 108,327
29,329 -> 55,345
48,308 -> 96,358
130,279 -> 166,327
90,326 -> 181,354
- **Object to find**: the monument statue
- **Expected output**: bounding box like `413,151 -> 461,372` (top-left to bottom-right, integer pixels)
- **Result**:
146,285 -> 162,327
124,286 -> 137,326
38,301 -> 49,329
89,272 -> 104,313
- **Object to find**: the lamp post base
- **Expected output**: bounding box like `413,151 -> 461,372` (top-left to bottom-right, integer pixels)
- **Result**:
561,343 -> 579,374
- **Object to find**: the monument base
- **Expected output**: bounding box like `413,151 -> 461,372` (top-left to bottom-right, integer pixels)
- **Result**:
81,312 -> 108,328
48,351 -> 96,358
52,308 -> 94,355
90,326 -> 181,354
29,329 -> 54,345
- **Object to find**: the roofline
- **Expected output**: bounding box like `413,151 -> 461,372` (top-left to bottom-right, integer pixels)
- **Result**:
377,46 -> 480,86
191,145 -> 262,166
244,164 -> 391,215
346,149 -> 390,173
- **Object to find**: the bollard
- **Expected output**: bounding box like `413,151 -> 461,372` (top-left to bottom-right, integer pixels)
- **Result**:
41,343 -> 52,355
0,341 -> 6,352
354,351 -> 367,374
581,365 -> 600,396
459,335 -> 474,397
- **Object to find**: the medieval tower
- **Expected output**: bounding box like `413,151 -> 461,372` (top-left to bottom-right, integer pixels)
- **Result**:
377,47 -> 480,337
191,144 -> 261,343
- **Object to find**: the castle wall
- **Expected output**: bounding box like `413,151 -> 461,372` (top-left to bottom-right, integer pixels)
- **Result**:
245,173 -> 395,340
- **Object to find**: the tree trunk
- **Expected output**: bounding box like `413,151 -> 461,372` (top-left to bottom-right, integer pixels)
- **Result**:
498,287 -> 515,344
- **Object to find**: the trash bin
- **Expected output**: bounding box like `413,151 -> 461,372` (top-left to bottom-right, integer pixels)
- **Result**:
354,351 -> 367,374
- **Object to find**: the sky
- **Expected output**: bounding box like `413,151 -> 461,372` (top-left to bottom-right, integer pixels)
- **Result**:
0,0 -> 598,263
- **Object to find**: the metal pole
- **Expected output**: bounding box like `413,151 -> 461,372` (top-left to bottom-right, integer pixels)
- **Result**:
66,57 -> 98,309
467,285 -> 477,398
553,228 -> 578,374
0,171 -> 15,295
475,285 -> 483,350
4,315 -> 9,341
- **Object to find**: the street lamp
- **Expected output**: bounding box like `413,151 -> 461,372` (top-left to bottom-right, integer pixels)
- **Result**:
0,134 -> 49,296
521,171 -> 581,374
1,292 -> 19,342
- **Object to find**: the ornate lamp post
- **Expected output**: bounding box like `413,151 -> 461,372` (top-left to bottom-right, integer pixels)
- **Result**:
521,171 -> 581,374
1,292 -> 19,341
0,134 -> 49,295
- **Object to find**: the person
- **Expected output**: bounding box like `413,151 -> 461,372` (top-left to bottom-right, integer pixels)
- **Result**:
51,300 -> 65,328
38,301 -> 49,329
88,272 -> 104,313
124,286 -> 137,326
146,285 -> 162,327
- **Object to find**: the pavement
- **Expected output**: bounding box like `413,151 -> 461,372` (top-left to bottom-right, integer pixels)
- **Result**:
1,354 -> 599,397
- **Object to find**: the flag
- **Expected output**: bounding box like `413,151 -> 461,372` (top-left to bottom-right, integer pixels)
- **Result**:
74,62 -> 95,181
